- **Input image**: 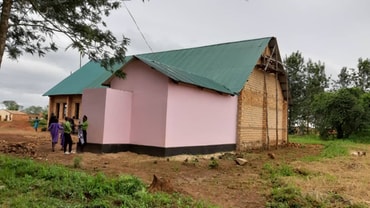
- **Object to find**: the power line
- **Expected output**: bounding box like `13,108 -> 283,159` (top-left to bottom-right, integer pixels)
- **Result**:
123,2 -> 153,52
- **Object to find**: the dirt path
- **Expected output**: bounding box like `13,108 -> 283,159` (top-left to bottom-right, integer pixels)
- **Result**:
0,121 -> 323,208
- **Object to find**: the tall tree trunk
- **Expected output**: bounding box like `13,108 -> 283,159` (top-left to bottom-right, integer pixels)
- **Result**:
0,0 -> 13,69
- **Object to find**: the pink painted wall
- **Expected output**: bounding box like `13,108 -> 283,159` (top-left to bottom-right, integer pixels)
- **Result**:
102,88 -> 132,144
110,60 -> 168,146
81,88 -> 106,144
81,88 -> 132,144
108,58 -> 238,148
165,82 -> 238,147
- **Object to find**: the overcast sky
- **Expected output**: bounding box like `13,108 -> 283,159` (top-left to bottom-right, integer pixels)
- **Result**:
0,0 -> 369,108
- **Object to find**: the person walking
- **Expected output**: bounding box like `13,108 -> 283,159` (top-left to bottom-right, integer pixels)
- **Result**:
62,117 -> 74,154
33,117 -> 40,132
48,113 -> 58,128
48,120 -> 61,152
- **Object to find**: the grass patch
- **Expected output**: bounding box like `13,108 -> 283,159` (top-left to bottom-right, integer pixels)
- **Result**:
263,163 -> 295,178
348,135 -> 370,144
319,142 -> 348,158
266,185 -> 322,208
263,163 -> 323,207
266,134 -> 370,207
262,162 -> 368,207
289,134 -> 363,161
289,134 -> 326,145
0,155 -> 217,208
290,133 -> 370,146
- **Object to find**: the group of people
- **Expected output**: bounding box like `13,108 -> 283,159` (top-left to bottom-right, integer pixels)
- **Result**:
48,113 -> 88,154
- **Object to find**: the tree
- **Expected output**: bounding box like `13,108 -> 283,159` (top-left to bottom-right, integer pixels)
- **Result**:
310,91 -> 333,138
355,58 -> 370,91
304,59 -> 329,133
312,88 -> 365,139
284,52 -> 329,134
22,105 -> 43,114
335,67 -> 354,89
283,51 -> 306,133
2,100 -> 20,110
359,91 -> 370,130
334,58 -> 370,91
0,0 -> 130,77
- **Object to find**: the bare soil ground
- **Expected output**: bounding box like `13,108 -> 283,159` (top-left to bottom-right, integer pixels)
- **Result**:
1,120 -> 369,207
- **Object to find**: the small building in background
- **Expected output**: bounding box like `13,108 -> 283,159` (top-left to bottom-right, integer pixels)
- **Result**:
0,110 -> 29,122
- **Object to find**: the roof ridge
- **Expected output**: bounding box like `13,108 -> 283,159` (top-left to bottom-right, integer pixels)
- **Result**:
135,37 -> 273,56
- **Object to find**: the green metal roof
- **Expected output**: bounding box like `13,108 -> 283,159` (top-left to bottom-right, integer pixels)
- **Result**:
135,37 -> 272,95
44,37 -> 274,96
43,60 -> 129,96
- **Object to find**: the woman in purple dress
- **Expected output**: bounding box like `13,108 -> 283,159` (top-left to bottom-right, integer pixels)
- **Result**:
48,121 -> 62,152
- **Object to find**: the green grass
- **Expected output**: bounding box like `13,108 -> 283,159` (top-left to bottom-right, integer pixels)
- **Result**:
265,134 -> 370,207
263,160 -> 368,207
263,162 -> 323,208
0,155 -> 217,208
289,134 -> 362,161
290,133 -> 370,145
289,134 -> 326,145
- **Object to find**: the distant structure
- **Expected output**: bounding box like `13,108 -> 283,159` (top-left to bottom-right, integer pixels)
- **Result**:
0,110 -> 28,122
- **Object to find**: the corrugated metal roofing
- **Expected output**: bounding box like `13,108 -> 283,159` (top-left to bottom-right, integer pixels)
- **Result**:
44,37 -> 273,96
135,37 -> 272,95
43,59 -> 130,96
136,56 -> 233,94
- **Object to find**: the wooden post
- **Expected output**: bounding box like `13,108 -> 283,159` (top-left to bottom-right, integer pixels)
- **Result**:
275,72 -> 279,149
262,45 -> 277,150
263,70 -> 269,150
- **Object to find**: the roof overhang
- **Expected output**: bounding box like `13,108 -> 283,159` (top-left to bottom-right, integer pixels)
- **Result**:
255,37 -> 290,103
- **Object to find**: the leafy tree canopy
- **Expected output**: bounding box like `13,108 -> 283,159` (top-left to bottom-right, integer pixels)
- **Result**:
284,51 -> 329,134
311,88 -> 366,139
22,105 -> 44,114
0,0 -> 131,77
284,51 -> 305,130
334,58 -> 370,91
2,100 -> 20,110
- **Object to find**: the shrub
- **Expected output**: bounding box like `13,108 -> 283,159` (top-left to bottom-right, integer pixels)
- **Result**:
73,156 -> 82,168
208,158 -> 219,169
